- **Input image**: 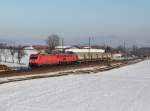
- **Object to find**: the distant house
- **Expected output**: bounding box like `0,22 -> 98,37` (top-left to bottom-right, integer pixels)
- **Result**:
32,45 -> 48,53
112,51 -> 125,60
55,45 -> 77,51
23,45 -> 49,54
55,45 -> 105,53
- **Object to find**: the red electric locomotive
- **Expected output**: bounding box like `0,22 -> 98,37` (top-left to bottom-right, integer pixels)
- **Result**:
29,53 -> 77,66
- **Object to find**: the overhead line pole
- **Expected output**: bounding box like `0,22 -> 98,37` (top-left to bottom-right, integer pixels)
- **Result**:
61,38 -> 64,52
88,37 -> 91,60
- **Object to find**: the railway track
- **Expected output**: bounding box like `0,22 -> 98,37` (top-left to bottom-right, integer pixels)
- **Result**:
0,59 -> 144,84
0,61 -> 112,77
0,59 -> 142,78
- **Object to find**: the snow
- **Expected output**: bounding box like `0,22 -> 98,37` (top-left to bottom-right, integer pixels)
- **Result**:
0,48 -> 38,68
0,60 -> 150,111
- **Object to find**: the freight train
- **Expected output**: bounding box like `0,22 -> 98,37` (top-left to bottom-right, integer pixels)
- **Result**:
29,51 -> 112,67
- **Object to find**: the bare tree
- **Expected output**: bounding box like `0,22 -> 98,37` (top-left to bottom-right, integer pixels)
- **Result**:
0,43 -> 4,62
131,45 -> 138,56
9,46 -> 17,63
0,43 -> 8,62
16,46 -> 26,64
0,49 -> 2,62
46,34 -> 60,51
4,49 -> 9,62
116,45 -> 125,52
105,46 -> 113,53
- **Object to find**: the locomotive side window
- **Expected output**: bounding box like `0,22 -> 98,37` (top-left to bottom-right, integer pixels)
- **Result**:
30,56 -> 38,59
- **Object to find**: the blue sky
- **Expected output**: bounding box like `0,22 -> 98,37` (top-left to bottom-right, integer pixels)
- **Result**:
0,0 -> 150,46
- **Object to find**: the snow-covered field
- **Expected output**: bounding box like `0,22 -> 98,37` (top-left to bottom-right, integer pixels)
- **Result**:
0,48 -> 38,68
0,60 -> 150,111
